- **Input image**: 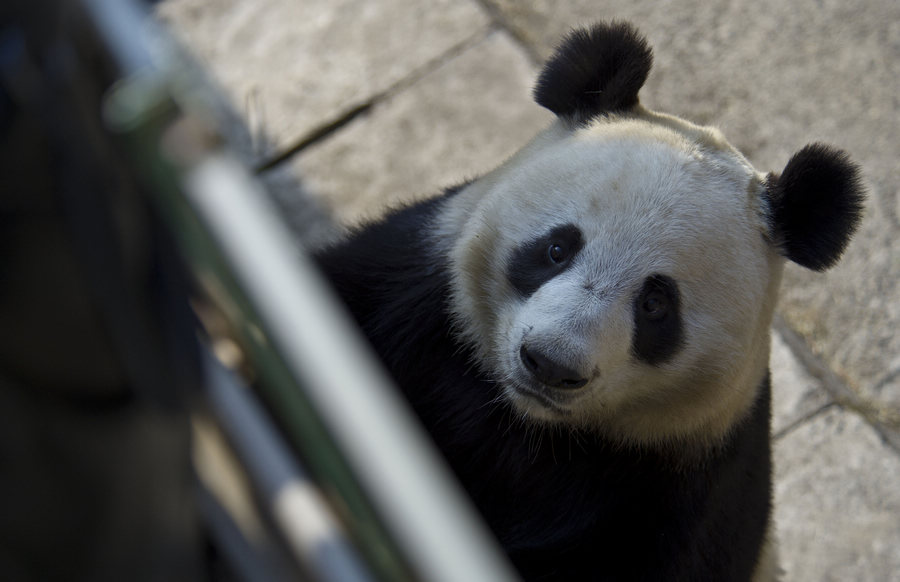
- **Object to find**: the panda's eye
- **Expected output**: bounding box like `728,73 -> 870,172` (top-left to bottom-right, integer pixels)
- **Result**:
642,291 -> 668,320
547,243 -> 567,264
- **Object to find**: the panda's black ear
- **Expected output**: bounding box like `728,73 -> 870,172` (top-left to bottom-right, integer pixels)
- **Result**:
534,21 -> 653,123
765,144 -> 865,271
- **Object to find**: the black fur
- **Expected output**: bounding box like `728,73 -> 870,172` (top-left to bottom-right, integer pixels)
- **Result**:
765,143 -> 865,271
314,191 -> 772,581
534,21 -> 653,123
507,223 -> 584,298
632,274 -> 684,365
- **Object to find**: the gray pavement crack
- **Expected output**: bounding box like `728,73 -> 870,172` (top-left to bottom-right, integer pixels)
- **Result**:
254,28 -> 495,174
774,315 -> 900,454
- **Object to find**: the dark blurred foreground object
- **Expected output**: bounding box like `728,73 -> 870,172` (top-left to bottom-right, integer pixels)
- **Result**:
1,1 -> 204,579
0,1 -> 516,581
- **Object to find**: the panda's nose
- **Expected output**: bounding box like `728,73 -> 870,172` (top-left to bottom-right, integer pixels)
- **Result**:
519,345 -> 588,389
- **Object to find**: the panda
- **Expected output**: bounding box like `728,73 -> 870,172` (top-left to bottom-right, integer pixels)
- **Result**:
314,21 -> 864,582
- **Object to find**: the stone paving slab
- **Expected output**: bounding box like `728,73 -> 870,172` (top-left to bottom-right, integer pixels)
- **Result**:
770,331 -> 900,580
285,29 -> 553,225
158,0 -> 491,161
773,406 -> 900,581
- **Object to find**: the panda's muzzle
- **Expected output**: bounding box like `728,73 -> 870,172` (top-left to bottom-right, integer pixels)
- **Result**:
519,345 -> 588,390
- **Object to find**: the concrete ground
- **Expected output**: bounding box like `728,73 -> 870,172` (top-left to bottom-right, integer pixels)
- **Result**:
157,1 -> 900,579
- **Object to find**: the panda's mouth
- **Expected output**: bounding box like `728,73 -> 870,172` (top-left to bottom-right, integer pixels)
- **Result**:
507,383 -> 575,416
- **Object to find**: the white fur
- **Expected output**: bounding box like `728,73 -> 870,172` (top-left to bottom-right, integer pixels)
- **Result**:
434,110 -> 786,447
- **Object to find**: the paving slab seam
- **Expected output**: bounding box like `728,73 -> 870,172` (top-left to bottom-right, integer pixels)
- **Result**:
872,366 -> 900,399
254,26 -> 501,174
772,402 -> 837,442
473,0 -> 543,65
774,315 -> 900,456
255,102 -> 374,173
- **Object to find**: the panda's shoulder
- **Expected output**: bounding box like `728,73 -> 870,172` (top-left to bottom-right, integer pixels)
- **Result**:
314,184 -> 466,291
312,185 -> 473,379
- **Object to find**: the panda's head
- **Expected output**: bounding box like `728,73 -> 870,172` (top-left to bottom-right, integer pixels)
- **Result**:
436,22 -> 864,447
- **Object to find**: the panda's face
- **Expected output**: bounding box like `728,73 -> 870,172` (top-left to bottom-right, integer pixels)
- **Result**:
442,117 -> 784,445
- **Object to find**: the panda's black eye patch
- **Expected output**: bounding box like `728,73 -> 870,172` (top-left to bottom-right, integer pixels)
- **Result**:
632,274 -> 683,365
507,224 -> 584,297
